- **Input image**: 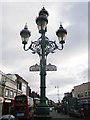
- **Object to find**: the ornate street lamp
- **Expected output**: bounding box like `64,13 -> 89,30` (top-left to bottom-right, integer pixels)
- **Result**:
20,7 -> 67,119
20,23 -> 31,45
56,24 -> 67,49
36,7 -> 49,33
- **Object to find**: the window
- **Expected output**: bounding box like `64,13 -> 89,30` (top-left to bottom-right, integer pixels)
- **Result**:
5,89 -> 9,97
14,92 -> 16,97
78,94 -> 80,98
15,95 -> 27,103
10,90 -> 13,98
15,106 -> 26,111
28,107 -> 32,112
81,92 -> 83,97
78,92 -> 83,98
22,83 -> 26,93
18,82 -> 22,90
88,91 -> 90,96
85,91 -> 88,96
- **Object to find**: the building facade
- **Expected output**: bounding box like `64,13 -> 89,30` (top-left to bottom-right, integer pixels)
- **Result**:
73,82 -> 90,103
15,74 -> 29,96
61,82 -> 90,115
0,71 -> 30,117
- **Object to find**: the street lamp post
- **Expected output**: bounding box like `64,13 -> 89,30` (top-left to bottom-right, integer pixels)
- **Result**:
55,86 -> 60,103
20,7 -> 67,119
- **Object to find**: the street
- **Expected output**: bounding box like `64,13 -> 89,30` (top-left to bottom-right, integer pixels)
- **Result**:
50,111 -> 86,120
50,111 -> 71,119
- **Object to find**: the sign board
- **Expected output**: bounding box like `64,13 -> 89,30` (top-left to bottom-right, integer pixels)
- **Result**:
29,63 -> 57,71
5,99 -> 11,103
46,63 -> 57,71
29,64 -> 40,71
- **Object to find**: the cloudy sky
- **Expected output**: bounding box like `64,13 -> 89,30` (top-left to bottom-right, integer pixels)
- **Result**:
0,0 -> 89,102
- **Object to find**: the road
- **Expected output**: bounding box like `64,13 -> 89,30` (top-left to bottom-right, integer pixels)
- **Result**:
33,110 -> 85,120
50,111 -> 84,120
50,111 -> 71,118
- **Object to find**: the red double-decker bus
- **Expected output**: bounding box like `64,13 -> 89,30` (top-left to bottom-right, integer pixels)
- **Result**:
14,95 -> 34,119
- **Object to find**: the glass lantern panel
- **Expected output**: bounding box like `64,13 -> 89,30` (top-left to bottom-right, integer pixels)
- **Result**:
21,37 -> 29,44
58,33 -> 66,41
37,20 -> 47,31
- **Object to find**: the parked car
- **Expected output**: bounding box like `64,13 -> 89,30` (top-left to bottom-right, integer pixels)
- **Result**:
0,115 -> 17,120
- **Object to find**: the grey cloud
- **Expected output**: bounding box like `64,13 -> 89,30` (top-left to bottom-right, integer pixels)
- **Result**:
1,2 -> 88,102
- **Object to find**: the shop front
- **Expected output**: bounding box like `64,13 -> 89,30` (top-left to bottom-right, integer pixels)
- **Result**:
0,97 -> 4,117
2,98 -> 14,115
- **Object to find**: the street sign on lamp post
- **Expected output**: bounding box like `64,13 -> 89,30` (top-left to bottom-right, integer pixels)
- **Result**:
29,63 -> 57,71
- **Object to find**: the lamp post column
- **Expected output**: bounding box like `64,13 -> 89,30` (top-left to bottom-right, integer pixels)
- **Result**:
40,32 -> 46,106
35,32 -> 50,117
